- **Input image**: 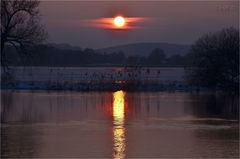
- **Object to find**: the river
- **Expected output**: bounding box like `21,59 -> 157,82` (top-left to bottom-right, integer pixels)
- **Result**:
1,90 -> 239,158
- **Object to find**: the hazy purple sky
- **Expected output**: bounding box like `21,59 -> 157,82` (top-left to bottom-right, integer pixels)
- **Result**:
40,1 -> 239,49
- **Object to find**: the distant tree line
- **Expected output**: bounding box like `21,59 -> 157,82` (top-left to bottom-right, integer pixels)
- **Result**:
5,45 -> 192,67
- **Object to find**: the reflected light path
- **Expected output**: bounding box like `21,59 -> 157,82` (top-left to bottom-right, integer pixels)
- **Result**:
113,90 -> 126,159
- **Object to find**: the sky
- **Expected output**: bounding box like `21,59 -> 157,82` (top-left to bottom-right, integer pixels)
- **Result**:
40,1 -> 239,49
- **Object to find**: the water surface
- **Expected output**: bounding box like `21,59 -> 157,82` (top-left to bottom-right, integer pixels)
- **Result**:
1,90 -> 239,158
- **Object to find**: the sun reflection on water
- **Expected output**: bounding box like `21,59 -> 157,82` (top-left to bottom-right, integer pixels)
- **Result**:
113,90 -> 126,159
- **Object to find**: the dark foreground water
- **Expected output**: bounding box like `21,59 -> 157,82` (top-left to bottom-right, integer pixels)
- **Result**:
1,90 -> 239,158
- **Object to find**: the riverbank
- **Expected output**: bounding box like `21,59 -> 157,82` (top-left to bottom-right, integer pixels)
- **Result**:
1,81 -> 208,92
1,66 -> 237,93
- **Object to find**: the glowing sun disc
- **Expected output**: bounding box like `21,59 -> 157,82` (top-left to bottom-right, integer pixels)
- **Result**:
113,16 -> 126,28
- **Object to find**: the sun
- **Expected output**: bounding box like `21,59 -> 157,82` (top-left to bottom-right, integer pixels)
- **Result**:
113,16 -> 126,28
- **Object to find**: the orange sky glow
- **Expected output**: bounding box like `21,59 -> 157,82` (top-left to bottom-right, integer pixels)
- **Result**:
85,16 -> 147,30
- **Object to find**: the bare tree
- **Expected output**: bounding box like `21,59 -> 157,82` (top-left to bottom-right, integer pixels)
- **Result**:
186,27 -> 239,93
1,0 -> 47,73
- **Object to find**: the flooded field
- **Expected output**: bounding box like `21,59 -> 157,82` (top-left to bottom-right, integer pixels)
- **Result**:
8,67 -> 185,83
1,90 -> 239,158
